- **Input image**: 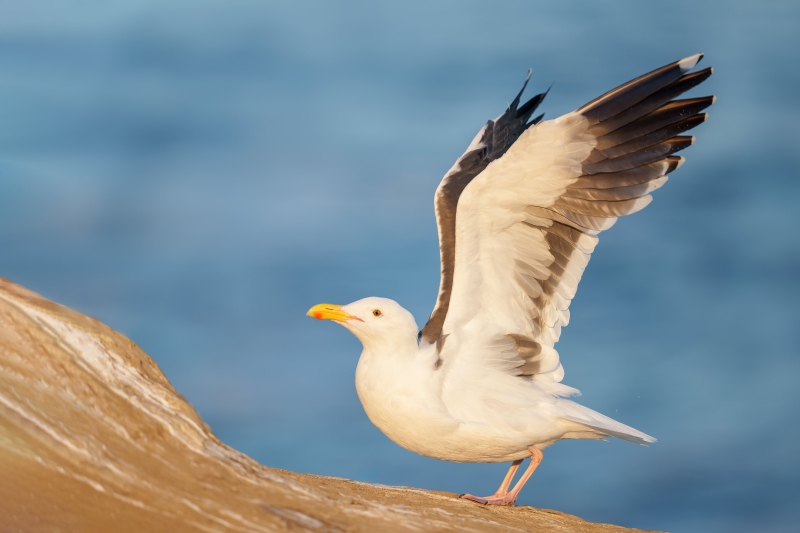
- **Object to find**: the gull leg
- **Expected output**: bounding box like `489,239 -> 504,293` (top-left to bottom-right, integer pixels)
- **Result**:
460,460 -> 521,504
460,447 -> 543,506
503,446 -> 543,504
493,459 -> 523,497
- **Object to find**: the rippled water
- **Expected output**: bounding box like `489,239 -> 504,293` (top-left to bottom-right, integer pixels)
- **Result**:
1,1 -> 798,531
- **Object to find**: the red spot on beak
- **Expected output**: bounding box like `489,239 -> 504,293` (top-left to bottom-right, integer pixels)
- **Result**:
313,312 -> 323,320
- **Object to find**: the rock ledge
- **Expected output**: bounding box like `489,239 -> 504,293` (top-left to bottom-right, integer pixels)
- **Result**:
0,279 -> 659,532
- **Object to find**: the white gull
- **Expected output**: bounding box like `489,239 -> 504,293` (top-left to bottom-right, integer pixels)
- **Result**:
308,54 -> 714,505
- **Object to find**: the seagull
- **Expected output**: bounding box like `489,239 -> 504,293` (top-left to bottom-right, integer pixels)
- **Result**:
307,54 -> 714,506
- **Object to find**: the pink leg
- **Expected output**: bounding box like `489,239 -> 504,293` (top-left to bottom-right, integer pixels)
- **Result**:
460,460 -> 520,504
460,447 -> 543,506
492,459 -> 523,497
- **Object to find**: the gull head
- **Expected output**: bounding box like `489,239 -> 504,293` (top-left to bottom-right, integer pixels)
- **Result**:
307,297 -> 419,351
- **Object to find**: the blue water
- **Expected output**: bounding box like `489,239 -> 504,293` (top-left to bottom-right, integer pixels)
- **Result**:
2,1 -> 799,531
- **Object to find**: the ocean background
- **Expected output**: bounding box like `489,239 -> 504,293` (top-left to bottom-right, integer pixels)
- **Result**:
1,1 -> 798,531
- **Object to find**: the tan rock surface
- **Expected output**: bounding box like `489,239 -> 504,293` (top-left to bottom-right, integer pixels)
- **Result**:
0,278 -> 660,532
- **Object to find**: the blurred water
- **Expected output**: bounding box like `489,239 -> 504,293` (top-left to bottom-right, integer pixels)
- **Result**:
1,1 -> 799,531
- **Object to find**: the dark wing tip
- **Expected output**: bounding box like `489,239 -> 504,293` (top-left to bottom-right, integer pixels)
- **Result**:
679,53 -> 704,72
509,69 -> 533,111
578,54 -> 711,123
665,156 -> 686,173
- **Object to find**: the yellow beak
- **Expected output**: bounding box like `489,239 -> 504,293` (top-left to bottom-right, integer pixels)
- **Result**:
306,303 -> 362,322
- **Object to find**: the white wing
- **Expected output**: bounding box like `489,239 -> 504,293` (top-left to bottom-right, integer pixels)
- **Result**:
422,54 -> 714,387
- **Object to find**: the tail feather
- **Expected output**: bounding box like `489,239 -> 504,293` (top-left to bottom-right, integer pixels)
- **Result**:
556,400 -> 656,446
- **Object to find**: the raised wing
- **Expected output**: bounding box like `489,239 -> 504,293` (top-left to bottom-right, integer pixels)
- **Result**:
423,54 -> 714,385
419,74 -> 548,345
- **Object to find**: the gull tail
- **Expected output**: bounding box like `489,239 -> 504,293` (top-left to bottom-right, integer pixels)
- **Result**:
555,400 -> 656,446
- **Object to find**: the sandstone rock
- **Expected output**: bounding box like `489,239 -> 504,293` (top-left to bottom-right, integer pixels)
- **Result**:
0,278 -> 660,532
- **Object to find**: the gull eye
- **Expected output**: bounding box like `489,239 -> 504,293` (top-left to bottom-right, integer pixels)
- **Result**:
372,309 -> 382,317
